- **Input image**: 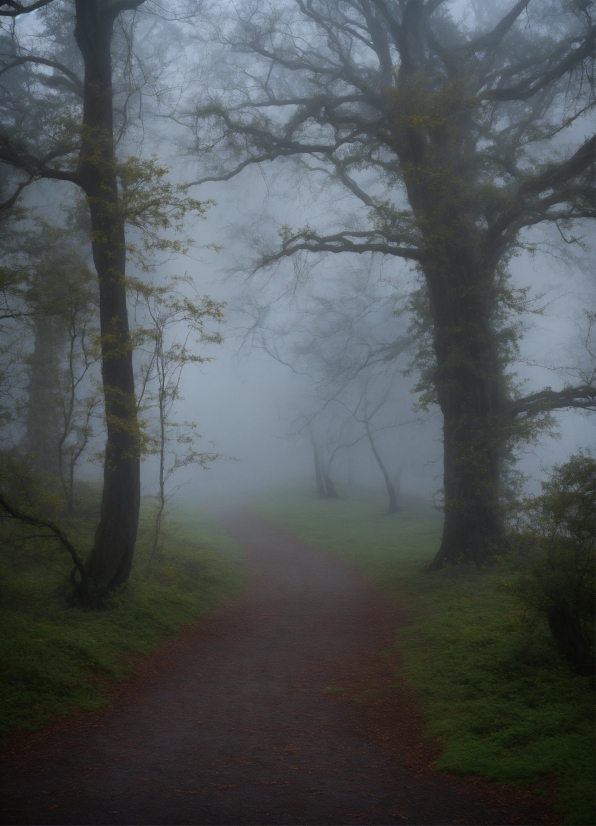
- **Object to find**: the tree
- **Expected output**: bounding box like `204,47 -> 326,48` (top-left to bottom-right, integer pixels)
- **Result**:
13,221 -> 101,504
0,1 -> 208,604
185,0 -> 595,567
132,276 -> 224,559
241,259 -> 415,509
0,0 -> 146,604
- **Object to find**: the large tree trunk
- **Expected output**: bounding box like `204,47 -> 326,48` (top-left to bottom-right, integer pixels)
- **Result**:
393,113 -> 509,568
424,252 -> 507,570
74,1 -> 140,599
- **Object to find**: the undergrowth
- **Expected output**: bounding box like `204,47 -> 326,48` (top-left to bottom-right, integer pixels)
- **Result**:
253,482 -> 595,825
0,488 -> 245,739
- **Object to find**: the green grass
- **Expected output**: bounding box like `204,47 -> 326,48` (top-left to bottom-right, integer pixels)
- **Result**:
0,498 -> 245,739
252,482 -> 595,825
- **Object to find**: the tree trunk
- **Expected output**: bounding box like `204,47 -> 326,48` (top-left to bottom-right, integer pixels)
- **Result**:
389,105 -> 510,568
364,420 -> 397,514
393,463 -> 403,504
309,428 -> 326,498
322,470 -> 338,499
150,370 -> 167,561
424,253 -> 507,570
26,315 -> 61,477
74,1 -> 140,598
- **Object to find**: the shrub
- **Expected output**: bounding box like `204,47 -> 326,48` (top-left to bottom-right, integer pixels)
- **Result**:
511,455 -> 595,677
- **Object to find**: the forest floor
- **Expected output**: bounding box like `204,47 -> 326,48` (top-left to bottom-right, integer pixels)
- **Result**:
0,510 -> 560,825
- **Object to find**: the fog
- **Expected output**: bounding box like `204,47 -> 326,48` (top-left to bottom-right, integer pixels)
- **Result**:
1,0 -> 594,521
133,160 -> 594,507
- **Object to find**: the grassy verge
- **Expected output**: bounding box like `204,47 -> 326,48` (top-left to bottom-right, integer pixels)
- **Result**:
0,497 -> 245,740
252,482 -> 595,825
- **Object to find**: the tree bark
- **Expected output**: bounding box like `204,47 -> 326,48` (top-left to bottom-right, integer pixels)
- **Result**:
390,98 -> 510,566
424,250 -> 507,569
74,1 -> 140,596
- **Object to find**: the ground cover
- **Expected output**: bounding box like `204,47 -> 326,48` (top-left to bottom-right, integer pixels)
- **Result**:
0,495 -> 245,739
252,483 -> 595,825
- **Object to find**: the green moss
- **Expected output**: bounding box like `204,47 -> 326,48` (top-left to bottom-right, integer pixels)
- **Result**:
252,483 -> 594,825
0,501 -> 245,739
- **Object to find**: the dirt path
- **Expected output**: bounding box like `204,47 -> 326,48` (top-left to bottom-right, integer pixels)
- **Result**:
0,511 -> 558,825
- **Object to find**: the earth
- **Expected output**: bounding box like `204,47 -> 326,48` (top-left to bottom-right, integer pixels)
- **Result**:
0,511 -> 560,825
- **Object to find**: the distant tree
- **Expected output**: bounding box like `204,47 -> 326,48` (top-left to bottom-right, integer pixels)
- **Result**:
14,222 -> 101,505
186,0 -> 595,568
251,267 -> 413,509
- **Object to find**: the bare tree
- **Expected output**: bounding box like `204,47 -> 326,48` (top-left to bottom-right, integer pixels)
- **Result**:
132,276 -> 224,559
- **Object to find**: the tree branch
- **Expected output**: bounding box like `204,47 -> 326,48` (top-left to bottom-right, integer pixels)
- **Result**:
0,0 -> 54,16
506,384 -> 596,418
0,175 -> 32,212
0,133 -> 80,185
518,136 -> 595,197
0,491 -> 89,585
107,0 -> 146,22
0,56 -> 83,98
485,27 -> 595,101
464,0 -> 532,54
259,230 -> 421,270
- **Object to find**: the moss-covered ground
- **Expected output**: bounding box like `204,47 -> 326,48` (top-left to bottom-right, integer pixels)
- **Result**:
0,495 -> 245,739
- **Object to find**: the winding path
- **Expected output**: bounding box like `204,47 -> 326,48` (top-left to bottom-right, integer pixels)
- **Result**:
0,511 -> 558,824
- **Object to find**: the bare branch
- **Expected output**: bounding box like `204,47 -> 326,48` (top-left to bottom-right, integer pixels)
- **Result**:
506,384 -> 596,418
0,0 -> 54,17
464,0 -> 532,54
519,136 -> 595,197
0,133 -> 79,185
485,27 -> 595,101
0,491 -> 89,585
258,230 -> 421,270
0,56 -> 84,98
0,175 -> 32,212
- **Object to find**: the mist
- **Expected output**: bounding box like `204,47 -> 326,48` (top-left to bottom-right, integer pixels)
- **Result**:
1,2 -> 595,823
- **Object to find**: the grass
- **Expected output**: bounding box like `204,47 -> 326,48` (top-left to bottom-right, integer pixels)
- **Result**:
252,482 -> 595,825
0,494 -> 245,740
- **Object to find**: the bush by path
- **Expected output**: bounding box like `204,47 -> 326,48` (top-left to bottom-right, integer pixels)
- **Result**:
253,484 -> 595,826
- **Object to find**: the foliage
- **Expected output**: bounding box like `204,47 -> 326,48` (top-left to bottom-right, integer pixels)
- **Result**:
510,454 -> 595,676
253,484 -> 595,825
118,156 -> 214,270
132,275 -> 225,558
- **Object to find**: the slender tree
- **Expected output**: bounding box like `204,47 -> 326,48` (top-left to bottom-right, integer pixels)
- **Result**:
186,0 -> 595,567
132,276 -> 224,559
0,0 -> 145,603
0,1 -> 208,602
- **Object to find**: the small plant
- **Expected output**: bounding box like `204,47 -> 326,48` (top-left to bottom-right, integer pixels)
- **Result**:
511,454 -> 595,677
